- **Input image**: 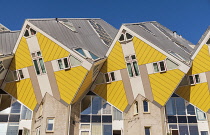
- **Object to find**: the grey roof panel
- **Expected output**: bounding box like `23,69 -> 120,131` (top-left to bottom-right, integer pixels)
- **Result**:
28,18 -> 118,58
0,31 -> 20,54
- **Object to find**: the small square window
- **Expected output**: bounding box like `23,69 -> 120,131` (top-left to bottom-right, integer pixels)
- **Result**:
189,74 -> 200,85
46,118 -> 54,132
57,57 -> 70,70
104,72 -> 115,83
153,60 -> 167,73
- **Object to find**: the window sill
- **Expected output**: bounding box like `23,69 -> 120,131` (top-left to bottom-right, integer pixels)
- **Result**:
133,113 -> 138,116
143,112 -> 150,114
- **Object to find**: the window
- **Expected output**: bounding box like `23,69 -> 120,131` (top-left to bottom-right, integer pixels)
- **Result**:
153,60 -> 166,73
206,38 -> 210,44
0,61 -> 4,74
46,118 -> 54,132
104,72 -> 115,83
201,131 -> 208,135
144,127 -> 150,135
134,101 -> 138,115
188,74 -> 200,85
118,31 -> 133,42
57,57 -> 70,70
36,126 -> 41,135
75,48 -> 99,60
143,100 -> 149,113
24,25 -> 37,37
13,69 -> 24,81
31,51 -> 46,75
125,55 -> 140,77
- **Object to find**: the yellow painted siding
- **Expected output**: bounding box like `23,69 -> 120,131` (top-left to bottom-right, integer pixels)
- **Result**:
149,69 -> 184,106
54,66 -> 88,104
72,70 -> 93,103
4,79 -> 37,110
133,37 -> 166,65
176,83 -> 210,112
190,45 -> 210,75
36,33 -> 70,62
10,37 -> 33,70
93,81 -> 128,111
100,41 -> 126,73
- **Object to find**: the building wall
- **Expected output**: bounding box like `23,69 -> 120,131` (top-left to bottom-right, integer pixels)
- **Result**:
32,93 -> 69,135
123,94 -> 166,135
69,102 -> 80,135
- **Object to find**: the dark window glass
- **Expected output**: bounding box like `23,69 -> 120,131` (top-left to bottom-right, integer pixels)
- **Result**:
119,34 -> 124,41
169,124 -> 178,129
189,76 -> 194,84
187,104 -> 195,115
105,73 -> 110,82
7,123 -> 19,135
127,63 -> 133,77
166,98 -> 176,115
92,115 -> 101,123
58,59 -> 64,69
30,28 -> 36,35
178,116 -> 187,123
63,58 -> 69,68
159,61 -> 166,71
110,72 -> 115,81
176,98 -> 186,115
179,124 -> 189,135
24,30 -> 29,37
37,51 -> 41,56
143,100 -> 149,112
89,51 -> 99,60
168,116 -> 177,123
80,115 -> 90,123
39,58 -> 46,73
195,75 -> 200,83
171,93 -> 179,97
145,127 -> 150,135
18,130 -> 23,135
126,33 -> 133,40
0,115 -> 8,122
206,38 -> 210,44
187,116 -> 197,123
201,131 -> 209,135
13,70 -> 18,80
133,61 -> 140,76
153,63 -> 159,72
9,115 -> 20,122
18,70 -> 24,79
11,102 -> 21,113
75,48 -> 86,57
92,97 -> 102,114
103,124 -> 112,135
189,125 -> 199,135
131,55 -> 136,60
102,116 -> 112,123
33,60 -> 40,75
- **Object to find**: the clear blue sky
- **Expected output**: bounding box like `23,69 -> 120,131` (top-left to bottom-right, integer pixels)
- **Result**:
1,0 -> 210,44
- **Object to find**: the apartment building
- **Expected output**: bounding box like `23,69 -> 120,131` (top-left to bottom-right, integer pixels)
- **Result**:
0,18 -> 209,135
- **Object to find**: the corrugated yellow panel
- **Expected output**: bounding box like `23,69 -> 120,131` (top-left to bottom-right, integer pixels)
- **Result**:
176,83 -> 210,112
149,69 -> 184,106
190,45 -> 210,74
36,33 -> 70,62
133,37 -> 166,65
4,79 -> 37,110
93,81 -> 128,111
72,70 -> 93,103
100,41 -> 126,73
10,37 -> 33,70
54,66 -> 88,104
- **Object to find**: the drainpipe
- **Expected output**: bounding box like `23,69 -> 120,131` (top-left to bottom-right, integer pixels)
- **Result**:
67,105 -> 71,135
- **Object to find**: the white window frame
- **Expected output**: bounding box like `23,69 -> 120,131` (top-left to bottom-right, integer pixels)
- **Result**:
57,57 -> 71,70
13,69 -> 25,81
79,124 -> 91,135
118,31 -> 133,42
125,54 -> 140,77
46,117 -> 55,132
153,60 -> 167,73
188,74 -> 200,85
36,126 -> 41,135
104,72 -> 116,83
23,25 -> 37,38
31,51 -> 46,75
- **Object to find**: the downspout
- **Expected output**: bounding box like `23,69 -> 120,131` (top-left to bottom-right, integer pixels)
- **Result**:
67,105 -> 71,135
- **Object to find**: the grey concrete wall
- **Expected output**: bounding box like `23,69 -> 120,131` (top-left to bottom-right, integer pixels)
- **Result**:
31,93 -> 69,135
123,94 -> 167,135
69,102 -> 80,135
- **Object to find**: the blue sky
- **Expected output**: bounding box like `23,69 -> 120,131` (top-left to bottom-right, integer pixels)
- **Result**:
1,0 -> 210,44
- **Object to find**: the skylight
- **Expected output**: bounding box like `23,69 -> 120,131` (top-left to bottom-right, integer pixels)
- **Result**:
60,20 -> 77,32
75,48 -> 99,60
168,50 -> 190,64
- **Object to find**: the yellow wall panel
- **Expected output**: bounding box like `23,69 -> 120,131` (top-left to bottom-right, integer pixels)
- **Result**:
176,83 -> 210,112
149,69 -> 184,106
10,37 -> 33,70
191,45 -> 210,75
4,79 -> 37,110
54,66 -> 88,104
36,32 -> 70,62
133,37 -> 166,65
93,81 -> 128,111
100,41 -> 126,73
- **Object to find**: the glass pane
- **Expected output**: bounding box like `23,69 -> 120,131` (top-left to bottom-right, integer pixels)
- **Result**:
37,51 -> 41,56
0,115 -> 9,122
63,58 -> 69,68
58,59 -> 64,69
102,102 -> 111,114
30,28 -> 36,35
189,76 -> 194,84
9,114 -> 20,122
92,115 -> 101,123
33,60 -> 40,75
119,34 -> 124,41
102,116 -> 112,123
19,70 -> 24,79
24,30 -> 29,37
166,98 -> 176,115
176,98 -> 186,115
92,123 -> 102,135
113,107 -> 122,120
159,61 -> 166,71
105,73 -> 110,82
145,127 -> 150,135
167,116 -> 177,123
179,124 -> 189,135
201,131 -> 209,135
131,55 -> 136,60
89,51 -> 99,60
7,123 -> 19,135
0,123 -> 8,135
127,63 -> 133,77
110,72 -> 115,81
195,75 -> 200,83
13,70 -> 18,80
47,119 -> 54,131
169,124 -> 178,129
81,96 -> 91,115
39,58 -> 46,73
21,106 -> 32,120
187,116 -> 197,123
103,124 -> 112,135
177,116 -> 187,123
81,124 -> 90,129
11,102 -> 21,113
166,58 -> 178,70
75,48 -> 86,57
69,55 -> 81,66
133,61 -> 140,76
92,96 -> 102,114
153,63 -> 159,72
187,104 -> 195,115
196,108 -> 206,120
126,33 -> 133,40
143,100 -> 148,112
80,115 -> 90,123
